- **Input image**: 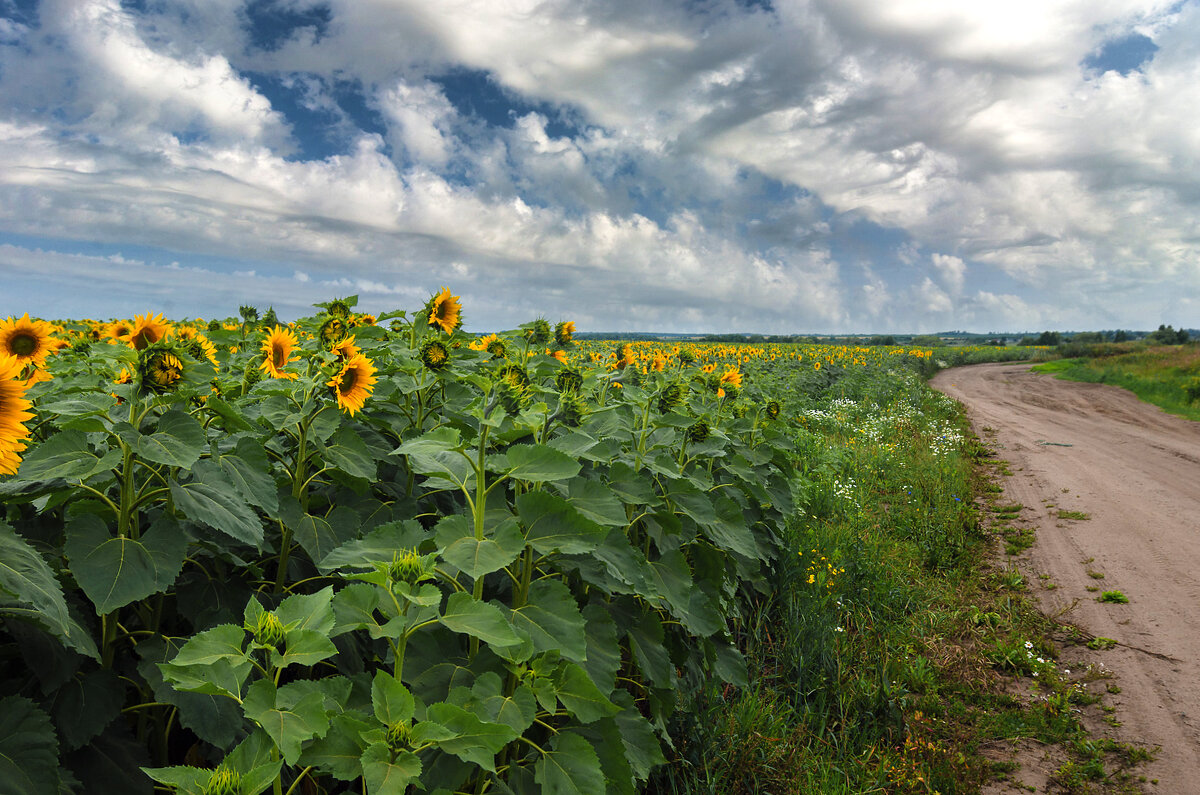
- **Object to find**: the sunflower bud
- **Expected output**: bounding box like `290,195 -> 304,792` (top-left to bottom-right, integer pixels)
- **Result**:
497,364 -> 532,413
261,307 -> 279,328
138,345 -> 185,395
207,319 -> 222,332
486,336 -> 507,358
389,319 -> 406,333
388,549 -> 428,584
657,382 -> 686,414
419,338 -> 450,371
555,368 -> 583,394
525,318 -> 551,345
686,420 -> 710,444
201,767 -> 241,795
554,321 -> 576,347
678,348 -> 697,365
239,305 -> 259,323
318,316 -> 348,348
558,392 -> 589,427
252,610 -> 286,649
326,299 -> 351,320
730,401 -> 749,418
386,722 -> 412,752
242,359 -> 264,390
764,400 -> 781,420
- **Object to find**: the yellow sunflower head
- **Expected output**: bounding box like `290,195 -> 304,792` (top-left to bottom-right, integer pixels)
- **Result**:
318,316 -> 348,348
331,335 -> 360,363
259,326 -> 300,380
128,313 -> 173,351
420,338 -> 451,371
0,314 -> 59,369
554,321 -> 576,347
426,288 -> 462,335
137,345 -> 186,395
0,353 -> 34,475
327,354 -> 377,416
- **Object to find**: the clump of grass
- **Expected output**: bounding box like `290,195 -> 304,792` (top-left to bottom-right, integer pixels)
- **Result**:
1057,509 -> 1091,521
1098,590 -> 1129,604
1087,637 -> 1118,650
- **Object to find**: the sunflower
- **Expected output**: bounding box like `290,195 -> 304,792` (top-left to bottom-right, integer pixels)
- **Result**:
719,369 -> 743,389
139,349 -> 184,394
547,348 -> 568,364
614,344 -> 635,369
554,321 -> 576,347
128,313 -> 173,350
331,335 -> 360,363
259,326 -> 300,380
427,288 -> 462,335
318,316 -> 348,348
327,354 -> 377,416
105,320 -> 134,343
0,353 -> 34,476
0,314 -> 58,369
175,327 -> 219,370
420,338 -> 450,371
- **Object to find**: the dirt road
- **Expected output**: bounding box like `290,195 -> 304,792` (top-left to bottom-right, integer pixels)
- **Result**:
931,362 -> 1200,792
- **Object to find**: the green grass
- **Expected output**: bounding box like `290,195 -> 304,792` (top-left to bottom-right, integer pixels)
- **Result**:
1032,344 -> 1200,422
1099,590 -> 1130,604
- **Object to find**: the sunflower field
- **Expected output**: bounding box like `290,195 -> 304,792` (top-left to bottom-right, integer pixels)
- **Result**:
0,295 -> 1012,795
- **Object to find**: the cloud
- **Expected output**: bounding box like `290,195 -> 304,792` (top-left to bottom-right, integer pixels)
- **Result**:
0,0 -> 1197,332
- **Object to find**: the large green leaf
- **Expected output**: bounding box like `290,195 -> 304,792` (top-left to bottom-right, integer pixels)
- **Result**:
581,604 -> 621,694
371,671 -> 415,727
171,475 -> 264,547
360,743 -> 422,794
242,680 -> 331,765
137,637 -> 242,749
212,438 -> 279,516
457,673 -> 536,735
439,593 -> 522,648
424,702 -> 516,771
65,514 -> 187,615
274,585 -> 336,635
503,444 -> 581,482
509,579 -> 586,662
297,713 -> 371,781
136,409 -> 205,468
47,668 -> 124,751
0,521 -> 99,660
323,427 -> 378,480
16,430 -> 109,481
270,629 -> 337,670
437,514 -> 524,580
553,663 -> 619,724
534,732 -> 605,795
279,498 -> 357,565
613,691 -> 666,781
516,491 -> 606,556
393,428 -> 471,486
0,696 -> 60,795
317,520 -> 426,572
168,623 -> 248,667
566,478 -> 628,526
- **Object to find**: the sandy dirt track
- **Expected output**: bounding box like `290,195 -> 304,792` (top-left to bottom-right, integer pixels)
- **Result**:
931,363 -> 1200,792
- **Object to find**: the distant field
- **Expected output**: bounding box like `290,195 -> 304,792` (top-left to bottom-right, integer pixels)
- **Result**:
1032,344 -> 1200,422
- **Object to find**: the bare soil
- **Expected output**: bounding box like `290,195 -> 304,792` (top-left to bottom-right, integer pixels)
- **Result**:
931,362 -> 1200,792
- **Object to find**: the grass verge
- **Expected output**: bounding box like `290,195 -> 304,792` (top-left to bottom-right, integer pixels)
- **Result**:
1032,345 -> 1200,422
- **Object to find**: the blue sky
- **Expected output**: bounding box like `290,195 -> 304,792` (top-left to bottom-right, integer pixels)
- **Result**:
1,0 -> 1197,333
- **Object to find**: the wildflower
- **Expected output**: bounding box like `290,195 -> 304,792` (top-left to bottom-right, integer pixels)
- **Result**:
0,314 -> 59,369
259,326 -> 300,380
328,354 -> 377,415
420,338 -> 450,371
427,288 -> 462,335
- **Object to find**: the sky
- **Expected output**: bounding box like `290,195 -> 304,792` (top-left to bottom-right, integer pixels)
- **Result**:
1,0 -> 1197,334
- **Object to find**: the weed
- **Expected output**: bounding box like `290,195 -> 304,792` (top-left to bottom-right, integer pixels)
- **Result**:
1087,637 -> 1118,650
1087,570 -> 1105,579
1098,591 -> 1130,604
1058,509 -> 1091,521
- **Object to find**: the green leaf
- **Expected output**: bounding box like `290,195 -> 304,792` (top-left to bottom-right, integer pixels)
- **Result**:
137,637 -> 242,749
158,657 -> 252,702
136,409 -> 205,468
323,427 -> 378,480
0,521 -> 99,659
581,604 -> 621,694
439,592 -> 522,647
437,515 -> 524,579
271,629 -> 337,670
613,691 -> 666,780
169,624 -> 248,667
566,478 -> 628,526
504,444 -> 581,482
274,585 -> 336,635
47,668 -> 124,751
203,395 -> 254,432
424,702 -> 517,772
360,743 -> 422,794
461,673 -> 536,735
213,439 -> 279,516
297,713 -> 371,781
534,732 -> 605,795
317,520 -> 426,572
171,475 -> 264,548
138,766 -> 209,794
16,430 -> 105,481
699,495 -> 762,560
712,640 -> 749,688
65,514 -> 186,615
510,579 -> 587,662
553,663 -> 620,723
371,671 -> 415,727
627,613 -> 673,688
393,428 -> 471,485
242,680 -> 330,765
517,491 -> 606,556
279,498 -> 357,565
0,696 -> 60,795
606,461 -> 656,505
